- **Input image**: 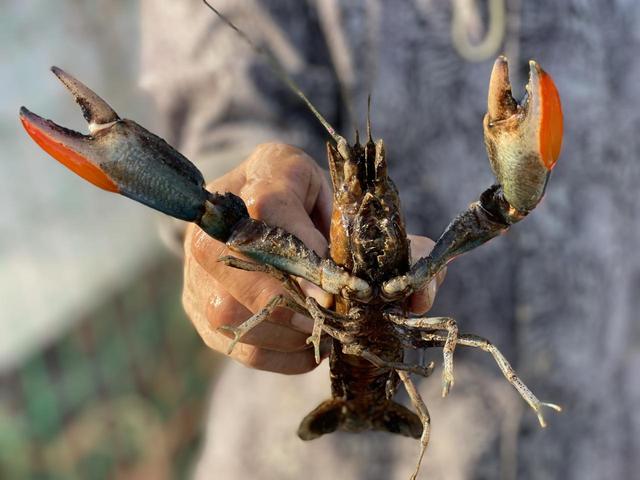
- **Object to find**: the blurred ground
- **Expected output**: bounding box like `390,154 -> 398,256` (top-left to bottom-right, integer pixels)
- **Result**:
0,0 -> 163,370
1,1 -> 217,477
0,257 -> 218,479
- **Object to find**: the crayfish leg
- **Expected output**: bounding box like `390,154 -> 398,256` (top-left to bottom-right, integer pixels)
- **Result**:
397,370 -> 431,480
420,332 -> 562,428
387,314 -> 459,397
217,294 -> 304,354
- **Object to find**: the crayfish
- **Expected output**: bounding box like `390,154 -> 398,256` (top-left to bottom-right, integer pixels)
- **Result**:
19,4 -> 563,479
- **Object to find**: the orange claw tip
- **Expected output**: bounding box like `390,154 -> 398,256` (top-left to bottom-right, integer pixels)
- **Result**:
539,68 -> 563,170
529,61 -> 563,171
19,106 -> 119,193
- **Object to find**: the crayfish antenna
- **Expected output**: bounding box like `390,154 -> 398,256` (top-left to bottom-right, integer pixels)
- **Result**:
366,94 -> 373,143
201,0 -> 345,145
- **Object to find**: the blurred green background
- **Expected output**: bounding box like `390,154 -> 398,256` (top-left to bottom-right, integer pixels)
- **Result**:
1,2 -> 218,478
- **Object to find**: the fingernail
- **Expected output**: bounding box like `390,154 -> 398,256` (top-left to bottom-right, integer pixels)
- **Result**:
290,313 -> 314,334
298,279 -> 333,308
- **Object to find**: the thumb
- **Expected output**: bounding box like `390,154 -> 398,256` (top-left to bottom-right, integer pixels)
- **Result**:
407,235 -> 447,314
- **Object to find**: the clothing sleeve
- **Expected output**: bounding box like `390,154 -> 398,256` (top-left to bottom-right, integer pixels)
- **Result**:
138,0 -> 339,252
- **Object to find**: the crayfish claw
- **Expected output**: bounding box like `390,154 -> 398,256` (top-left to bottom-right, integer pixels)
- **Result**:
20,68 -> 241,231
50,66 -> 120,133
483,56 -> 563,213
19,105 -> 120,193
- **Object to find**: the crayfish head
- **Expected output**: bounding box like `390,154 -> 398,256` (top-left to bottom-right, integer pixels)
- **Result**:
483,56 -> 563,213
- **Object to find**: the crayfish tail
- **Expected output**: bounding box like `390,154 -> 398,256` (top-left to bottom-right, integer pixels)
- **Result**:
297,398 -> 422,441
297,399 -> 343,441
371,401 -> 423,439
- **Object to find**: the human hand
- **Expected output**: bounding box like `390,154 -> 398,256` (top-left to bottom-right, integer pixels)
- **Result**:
182,143 -> 445,374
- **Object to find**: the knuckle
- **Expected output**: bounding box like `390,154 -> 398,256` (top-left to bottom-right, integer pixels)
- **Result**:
254,141 -> 282,153
253,142 -> 305,161
247,143 -> 292,173
181,287 -> 223,352
205,293 -> 242,330
204,301 -> 225,331
188,226 -> 228,271
246,143 -> 316,186
205,164 -> 246,194
187,225 -> 210,256
242,183 -> 280,220
241,182 -> 301,228
240,182 -> 327,253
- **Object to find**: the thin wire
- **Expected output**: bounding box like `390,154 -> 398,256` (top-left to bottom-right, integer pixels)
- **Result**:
316,0 -> 357,135
201,0 -> 342,143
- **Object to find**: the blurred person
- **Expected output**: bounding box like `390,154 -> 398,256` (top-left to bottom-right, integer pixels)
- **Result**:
140,1 -> 640,479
